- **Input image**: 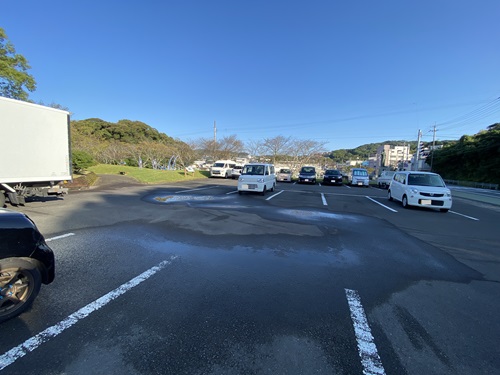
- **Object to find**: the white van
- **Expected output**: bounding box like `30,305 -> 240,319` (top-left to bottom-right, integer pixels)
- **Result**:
388,171 -> 452,212
210,160 -> 236,178
349,168 -> 369,187
237,163 -> 276,195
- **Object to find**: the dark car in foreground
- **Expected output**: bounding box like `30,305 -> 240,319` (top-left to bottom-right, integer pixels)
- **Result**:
298,166 -> 317,184
322,169 -> 343,185
0,208 -> 55,323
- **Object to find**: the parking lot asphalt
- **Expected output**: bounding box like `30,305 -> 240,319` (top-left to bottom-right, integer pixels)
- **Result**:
2,178 -> 499,375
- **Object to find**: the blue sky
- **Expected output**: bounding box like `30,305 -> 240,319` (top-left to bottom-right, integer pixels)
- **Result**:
2,0 -> 499,151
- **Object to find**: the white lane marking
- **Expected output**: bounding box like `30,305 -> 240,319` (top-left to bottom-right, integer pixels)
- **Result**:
0,256 -> 178,371
226,190 -> 239,195
365,197 -> 398,212
175,186 -> 220,193
345,289 -> 386,375
449,210 -> 479,221
321,193 -> 328,206
266,190 -> 284,201
344,184 -> 351,189
45,233 -> 75,242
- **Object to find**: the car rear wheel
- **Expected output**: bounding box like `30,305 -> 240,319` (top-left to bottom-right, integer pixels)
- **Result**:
402,195 -> 409,208
388,190 -> 393,201
440,208 -> 449,213
0,258 -> 42,323
261,186 -> 266,196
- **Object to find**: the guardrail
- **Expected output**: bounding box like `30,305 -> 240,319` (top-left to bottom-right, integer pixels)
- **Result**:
444,179 -> 499,190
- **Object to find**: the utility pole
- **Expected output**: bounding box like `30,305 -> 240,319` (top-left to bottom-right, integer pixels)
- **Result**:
430,123 -> 437,171
213,120 -> 217,143
415,129 -> 422,171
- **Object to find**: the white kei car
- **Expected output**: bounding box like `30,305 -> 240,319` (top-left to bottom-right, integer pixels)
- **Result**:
388,171 -> 452,212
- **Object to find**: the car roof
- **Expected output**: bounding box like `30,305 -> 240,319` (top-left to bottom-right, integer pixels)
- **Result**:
397,171 -> 439,175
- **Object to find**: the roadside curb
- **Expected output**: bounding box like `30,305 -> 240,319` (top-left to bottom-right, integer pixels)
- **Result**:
452,191 -> 500,207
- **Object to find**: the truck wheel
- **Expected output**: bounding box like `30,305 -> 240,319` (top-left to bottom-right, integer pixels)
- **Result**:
0,258 -> 42,323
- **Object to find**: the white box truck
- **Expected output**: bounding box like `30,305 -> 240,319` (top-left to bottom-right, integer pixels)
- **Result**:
0,96 -> 72,206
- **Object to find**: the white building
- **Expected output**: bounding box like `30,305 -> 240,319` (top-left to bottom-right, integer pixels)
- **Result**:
376,145 -> 412,169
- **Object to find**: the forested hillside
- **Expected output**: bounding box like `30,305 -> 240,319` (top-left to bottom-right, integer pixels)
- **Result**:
430,123 -> 500,184
71,118 -> 194,170
326,140 -> 417,162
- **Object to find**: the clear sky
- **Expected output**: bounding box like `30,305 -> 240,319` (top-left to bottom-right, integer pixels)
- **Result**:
2,0 -> 499,151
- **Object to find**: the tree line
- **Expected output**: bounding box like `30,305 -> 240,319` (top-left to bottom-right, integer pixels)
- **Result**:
430,123 -> 500,184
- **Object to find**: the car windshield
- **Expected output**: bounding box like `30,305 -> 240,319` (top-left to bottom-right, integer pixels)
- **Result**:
408,174 -> 445,187
213,163 -> 225,168
300,167 -> 315,173
353,170 -> 368,176
242,165 -> 265,175
279,169 -> 291,173
326,170 -> 340,174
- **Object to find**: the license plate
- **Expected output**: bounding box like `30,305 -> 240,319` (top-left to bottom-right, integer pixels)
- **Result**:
357,182 -> 362,186
421,199 -> 432,205
304,179 -> 309,182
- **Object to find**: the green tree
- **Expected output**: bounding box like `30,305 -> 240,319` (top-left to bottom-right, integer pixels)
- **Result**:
0,27 -> 36,100
72,150 -> 96,173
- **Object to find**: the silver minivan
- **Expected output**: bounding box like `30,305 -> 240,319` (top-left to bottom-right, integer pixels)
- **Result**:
349,168 -> 369,187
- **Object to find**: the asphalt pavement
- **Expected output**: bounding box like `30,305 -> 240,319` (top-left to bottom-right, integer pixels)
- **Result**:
1,178 -> 499,375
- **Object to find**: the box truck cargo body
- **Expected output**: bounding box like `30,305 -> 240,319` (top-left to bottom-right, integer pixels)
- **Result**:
0,96 -> 72,206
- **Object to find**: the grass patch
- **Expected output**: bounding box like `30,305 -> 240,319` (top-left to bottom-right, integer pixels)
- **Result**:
88,164 -> 209,184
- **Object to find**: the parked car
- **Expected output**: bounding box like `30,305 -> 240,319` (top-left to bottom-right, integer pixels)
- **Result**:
210,160 -> 236,178
238,163 -> 276,195
388,171 -> 452,212
231,165 -> 243,179
276,168 -> 292,182
298,166 -> 316,184
376,171 -> 396,189
348,168 -> 369,187
322,169 -> 343,185
0,208 -> 55,323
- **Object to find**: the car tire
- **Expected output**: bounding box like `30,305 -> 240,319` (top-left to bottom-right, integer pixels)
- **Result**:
238,190 -> 242,195
402,195 -> 409,208
440,208 -> 449,213
0,258 -> 42,323
261,186 -> 266,196
270,184 -> 275,192
388,190 -> 393,201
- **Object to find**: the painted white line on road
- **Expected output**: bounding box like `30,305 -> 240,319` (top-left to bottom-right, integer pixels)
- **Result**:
175,186 -> 220,193
321,193 -> 328,206
266,190 -> 284,201
226,190 -> 239,195
45,233 -> 75,242
449,210 -> 479,221
344,184 -> 351,189
365,197 -> 398,212
0,256 -> 178,372
345,289 -> 386,375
